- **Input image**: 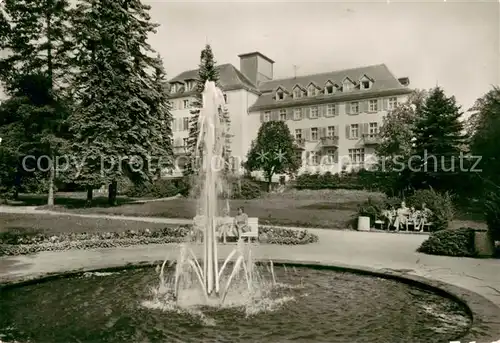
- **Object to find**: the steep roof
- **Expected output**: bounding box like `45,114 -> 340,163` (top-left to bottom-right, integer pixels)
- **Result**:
167,63 -> 259,97
251,63 -> 411,110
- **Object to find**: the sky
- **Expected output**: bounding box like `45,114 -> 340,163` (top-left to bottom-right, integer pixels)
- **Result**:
146,0 -> 499,114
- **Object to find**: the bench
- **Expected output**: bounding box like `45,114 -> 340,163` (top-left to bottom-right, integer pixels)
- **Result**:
240,217 -> 259,243
193,216 -> 259,243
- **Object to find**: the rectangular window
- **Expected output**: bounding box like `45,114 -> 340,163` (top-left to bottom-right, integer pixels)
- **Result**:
308,87 -> 316,97
183,117 -> 189,131
295,129 -> 302,140
310,106 -> 318,119
293,108 -> 301,120
350,102 -> 359,114
263,111 -> 271,122
350,124 -> 359,139
327,126 -> 335,137
277,91 -> 284,100
279,109 -> 287,121
326,104 -> 336,116
312,153 -> 320,165
183,137 -> 189,146
325,148 -> 336,164
369,122 -> 378,136
171,84 -> 177,93
362,81 -> 371,89
388,97 -> 398,110
171,101 -> 177,110
311,127 -> 319,140
348,148 -> 365,164
369,99 -> 378,112
183,99 -> 189,109
325,85 -> 334,94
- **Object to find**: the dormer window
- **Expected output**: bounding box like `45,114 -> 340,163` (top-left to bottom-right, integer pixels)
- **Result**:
307,84 -> 317,97
359,75 -> 373,90
277,90 -> 284,100
170,83 -> 178,93
342,78 -> 354,92
293,87 -> 303,99
325,81 -> 336,95
186,80 -> 195,91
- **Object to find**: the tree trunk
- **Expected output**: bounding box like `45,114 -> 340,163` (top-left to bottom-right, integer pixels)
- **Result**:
47,156 -> 55,206
108,180 -> 117,206
86,186 -> 93,207
267,179 -> 272,192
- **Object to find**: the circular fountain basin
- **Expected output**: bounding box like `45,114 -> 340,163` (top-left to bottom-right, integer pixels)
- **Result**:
0,264 -> 470,343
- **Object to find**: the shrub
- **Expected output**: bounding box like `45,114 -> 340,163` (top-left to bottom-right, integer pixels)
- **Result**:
484,191 -> 500,241
231,178 -> 261,199
125,178 -> 187,198
407,189 -> 454,231
417,227 -> 476,257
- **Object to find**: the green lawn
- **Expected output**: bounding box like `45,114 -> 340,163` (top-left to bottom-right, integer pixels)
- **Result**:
4,189 -> 486,230
23,189 -> 381,229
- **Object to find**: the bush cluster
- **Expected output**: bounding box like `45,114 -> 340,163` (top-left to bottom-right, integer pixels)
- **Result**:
0,225 -> 318,256
125,176 -> 262,200
294,170 -> 389,192
406,189 -> 454,231
417,227 -> 476,257
125,178 -> 190,198
484,191 -> 500,241
354,188 -> 454,231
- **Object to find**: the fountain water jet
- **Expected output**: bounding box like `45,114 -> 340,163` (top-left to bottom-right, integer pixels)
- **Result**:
159,81 -> 270,306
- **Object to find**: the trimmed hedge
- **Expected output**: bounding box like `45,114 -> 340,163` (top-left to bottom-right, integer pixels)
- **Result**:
0,226 -> 318,256
417,227 -> 476,257
294,170 -> 388,191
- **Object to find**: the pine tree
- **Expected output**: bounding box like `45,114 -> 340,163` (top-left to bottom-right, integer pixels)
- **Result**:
185,44 -> 232,179
69,0 -> 173,205
412,87 -> 465,191
0,0 -> 73,205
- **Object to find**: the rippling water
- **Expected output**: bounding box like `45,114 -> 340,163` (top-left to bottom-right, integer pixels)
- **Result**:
0,266 -> 470,343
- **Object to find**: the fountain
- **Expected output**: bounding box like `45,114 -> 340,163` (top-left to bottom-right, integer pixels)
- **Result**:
160,81 -> 264,306
0,84 -> 475,343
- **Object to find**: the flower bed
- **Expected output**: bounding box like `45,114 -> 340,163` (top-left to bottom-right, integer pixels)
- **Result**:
0,226 -> 318,256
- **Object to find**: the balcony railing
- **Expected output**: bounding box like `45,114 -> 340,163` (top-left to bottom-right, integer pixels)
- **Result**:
319,135 -> 339,147
362,133 -> 381,145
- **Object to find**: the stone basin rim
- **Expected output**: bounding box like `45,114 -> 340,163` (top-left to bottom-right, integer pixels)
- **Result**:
1,259 -> 499,343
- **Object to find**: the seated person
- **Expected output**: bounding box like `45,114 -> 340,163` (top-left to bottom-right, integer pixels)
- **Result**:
233,207 -> 250,238
420,203 -> 433,229
381,206 -> 396,229
393,201 -> 410,231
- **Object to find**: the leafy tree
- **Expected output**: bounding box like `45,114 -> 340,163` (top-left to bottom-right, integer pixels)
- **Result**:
375,89 -> 427,196
69,0 -> 172,205
245,121 -> 300,191
185,44 -> 232,178
0,0 -> 73,205
412,87 -> 465,191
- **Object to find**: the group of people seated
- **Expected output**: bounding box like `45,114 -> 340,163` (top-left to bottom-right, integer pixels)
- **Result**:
380,201 -> 433,231
192,206 -> 250,242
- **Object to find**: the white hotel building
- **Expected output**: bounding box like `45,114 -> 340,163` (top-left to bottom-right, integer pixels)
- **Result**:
167,51 -> 412,180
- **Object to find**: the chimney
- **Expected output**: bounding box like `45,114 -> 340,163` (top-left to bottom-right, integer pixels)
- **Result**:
238,52 -> 274,86
398,77 -> 410,87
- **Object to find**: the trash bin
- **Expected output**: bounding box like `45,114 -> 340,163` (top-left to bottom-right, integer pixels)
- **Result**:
357,216 -> 371,231
474,228 -> 495,257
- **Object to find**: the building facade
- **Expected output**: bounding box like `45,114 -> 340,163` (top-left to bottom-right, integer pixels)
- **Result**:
167,52 -> 412,179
